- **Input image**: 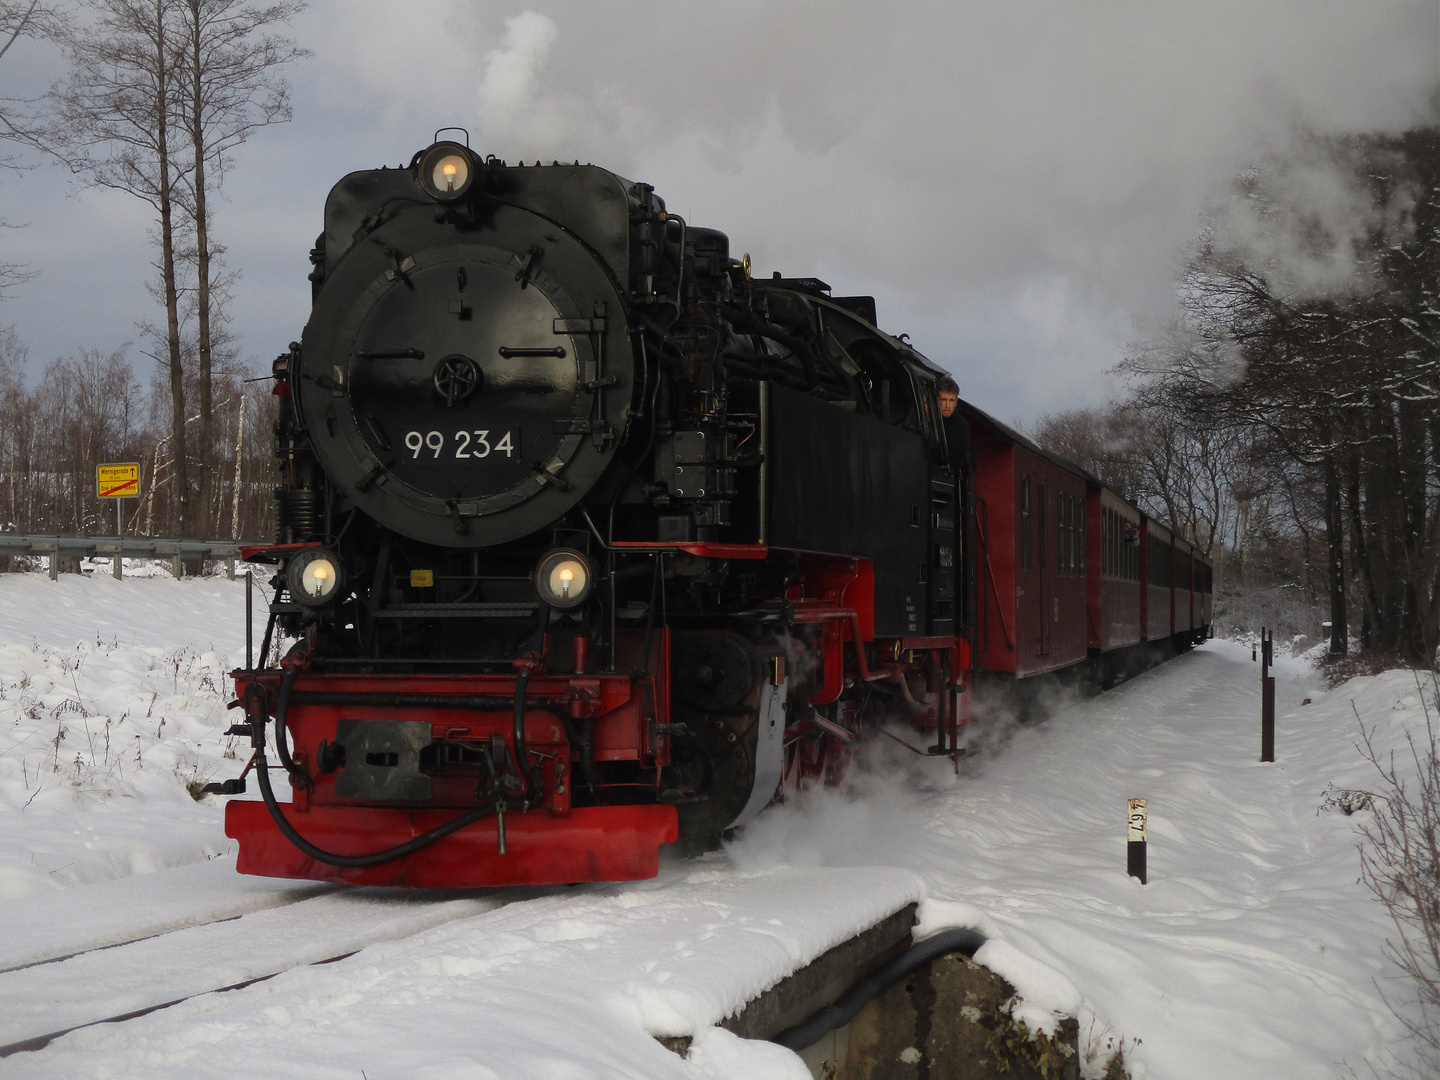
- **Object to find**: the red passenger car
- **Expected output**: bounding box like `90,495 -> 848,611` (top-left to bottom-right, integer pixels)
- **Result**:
953,402 -> 1210,695
964,409 -> 1089,681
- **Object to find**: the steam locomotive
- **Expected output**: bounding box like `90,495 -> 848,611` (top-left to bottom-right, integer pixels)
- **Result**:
217,137 -> 1211,888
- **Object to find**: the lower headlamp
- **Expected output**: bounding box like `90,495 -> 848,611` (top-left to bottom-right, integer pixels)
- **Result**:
535,548 -> 592,610
287,549 -> 345,607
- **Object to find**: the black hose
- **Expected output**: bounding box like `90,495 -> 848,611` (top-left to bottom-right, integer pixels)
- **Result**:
770,927 -> 987,1051
271,666 -> 307,786
253,667 -> 496,868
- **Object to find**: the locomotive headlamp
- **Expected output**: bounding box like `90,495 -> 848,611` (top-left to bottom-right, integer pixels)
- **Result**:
535,548 -> 592,610
287,549 -> 345,607
418,142 -> 475,201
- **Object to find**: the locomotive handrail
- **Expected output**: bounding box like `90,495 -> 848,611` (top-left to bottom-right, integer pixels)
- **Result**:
610,541 -> 770,560
0,532 -> 263,580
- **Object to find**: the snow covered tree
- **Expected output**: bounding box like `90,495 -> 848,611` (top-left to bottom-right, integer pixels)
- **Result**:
1127,118 -> 1440,665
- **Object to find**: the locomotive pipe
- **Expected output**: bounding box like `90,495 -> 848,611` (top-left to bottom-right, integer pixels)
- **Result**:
254,668 -> 498,868
245,571 -> 252,670
288,691 -> 528,709
360,530 -> 392,652
770,928 -> 987,1052
724,311 -> 824,387
666,213 -> 686,310
604,330 -> 664,670
789,608 -> 890,683
257,611 -> 277,671
720,356 -> 810,392
562,716 -> 596,783
512,600 -> 553,809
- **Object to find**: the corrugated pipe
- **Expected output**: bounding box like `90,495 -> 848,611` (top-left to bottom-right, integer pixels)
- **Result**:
770,927 -> 987,1051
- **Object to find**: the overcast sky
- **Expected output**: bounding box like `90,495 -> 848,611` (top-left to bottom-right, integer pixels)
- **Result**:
2,1 -> 1436,425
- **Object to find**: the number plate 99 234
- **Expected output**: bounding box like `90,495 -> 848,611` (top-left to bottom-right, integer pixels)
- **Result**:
402,428 -> 520,464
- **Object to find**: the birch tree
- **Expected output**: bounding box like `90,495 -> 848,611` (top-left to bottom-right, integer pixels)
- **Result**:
39,0 -> 304,535
46,0 -> 193,532
174,0 -> 304,532
0,0 -> 54,299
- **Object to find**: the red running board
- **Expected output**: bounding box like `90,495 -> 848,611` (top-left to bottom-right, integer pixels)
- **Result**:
225,801 -> 679,888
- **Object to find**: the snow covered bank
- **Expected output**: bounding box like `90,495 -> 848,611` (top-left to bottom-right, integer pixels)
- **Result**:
0,572 -> 1431,1078
730,642 -> 1427,1077
0,573 -> 260,897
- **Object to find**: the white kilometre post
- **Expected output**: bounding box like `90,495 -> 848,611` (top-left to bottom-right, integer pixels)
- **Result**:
1127,798 -> 1147,884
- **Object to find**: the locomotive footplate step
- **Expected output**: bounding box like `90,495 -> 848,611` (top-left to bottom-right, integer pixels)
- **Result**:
225,801 -> 679,888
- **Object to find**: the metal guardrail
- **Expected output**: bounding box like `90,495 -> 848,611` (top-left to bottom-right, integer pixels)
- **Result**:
0,534 -> 263,580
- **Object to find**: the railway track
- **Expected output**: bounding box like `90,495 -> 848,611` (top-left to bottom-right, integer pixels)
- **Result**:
0,857 -> 527,1060
0,860 -> 929,1077
0,857 -> 330,975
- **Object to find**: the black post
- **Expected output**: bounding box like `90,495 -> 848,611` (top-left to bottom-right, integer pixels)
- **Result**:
1127,798 -> 1147,884
1260,628 -> 1275,762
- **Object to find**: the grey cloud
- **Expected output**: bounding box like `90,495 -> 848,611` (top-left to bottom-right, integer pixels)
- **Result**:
2,0 -> 1435,423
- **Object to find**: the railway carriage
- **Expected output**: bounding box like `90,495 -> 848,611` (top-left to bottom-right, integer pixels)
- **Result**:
1174,537 -> 1197,645
960,405 -> 1090,682
1144,519 -> 1174,650
1197,557 -> 1214,636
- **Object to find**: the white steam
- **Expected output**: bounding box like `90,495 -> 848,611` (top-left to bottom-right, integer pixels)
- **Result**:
475,10 -> 587,160
726,678 -> 1080,875
4,1 -> 1436,422
1206,136 -> 1422,300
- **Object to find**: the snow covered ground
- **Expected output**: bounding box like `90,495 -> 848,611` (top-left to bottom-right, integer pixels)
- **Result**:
0,569 -> 1429,1077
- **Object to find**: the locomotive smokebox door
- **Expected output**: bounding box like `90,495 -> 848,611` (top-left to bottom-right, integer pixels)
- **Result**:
297,182 -> 637,547
333,719 -> 434,801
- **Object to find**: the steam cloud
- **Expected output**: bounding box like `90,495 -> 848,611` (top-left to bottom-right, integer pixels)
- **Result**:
2,1 -> 1435,421
1206,135 -> 1426,300
323,1 -> 1439,417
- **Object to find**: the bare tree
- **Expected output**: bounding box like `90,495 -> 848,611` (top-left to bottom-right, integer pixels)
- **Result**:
1125,121 -> 1440,664
1332,681 -> 1440,1078
0,0 -> 55,300
32,0 -> 303,537
1032,397 -> 1241,558
1031,403 -> 1143,499
0,327 -> 35,530
174,0 -> 304,532
0,320 -> 276,541
0,1 -> 41,61
45,0 -> 193,531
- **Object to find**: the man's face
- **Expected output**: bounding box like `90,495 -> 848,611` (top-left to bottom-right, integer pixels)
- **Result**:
939,390 -> 958,418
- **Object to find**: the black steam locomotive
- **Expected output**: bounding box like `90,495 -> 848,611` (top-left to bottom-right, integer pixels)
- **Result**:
220,135 -> 970,887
